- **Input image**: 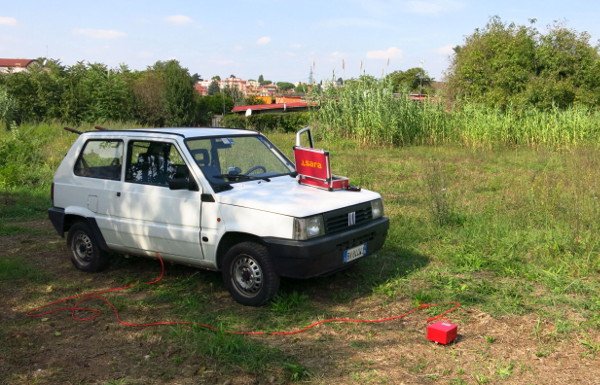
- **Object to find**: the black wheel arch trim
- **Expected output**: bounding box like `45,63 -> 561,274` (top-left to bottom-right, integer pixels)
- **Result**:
48,207 -> 110,253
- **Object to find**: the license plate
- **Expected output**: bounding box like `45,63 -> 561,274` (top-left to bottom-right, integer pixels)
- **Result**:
343,243 -> 367,263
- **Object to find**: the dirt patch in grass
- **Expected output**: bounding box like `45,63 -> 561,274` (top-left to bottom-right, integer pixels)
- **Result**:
1,220 -> 598,385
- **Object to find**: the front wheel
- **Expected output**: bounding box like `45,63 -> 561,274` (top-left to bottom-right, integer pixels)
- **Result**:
222,242 -> 280,306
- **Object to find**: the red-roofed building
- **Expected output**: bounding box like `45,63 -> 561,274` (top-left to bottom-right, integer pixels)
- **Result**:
0,58 -> 38,73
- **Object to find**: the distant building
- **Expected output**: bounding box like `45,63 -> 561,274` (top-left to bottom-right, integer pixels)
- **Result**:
0,58 -> 38,73
194,83 -> 208,96
221,76 -> 248,94
258,83 -> 278,96
195,75 -> 304,100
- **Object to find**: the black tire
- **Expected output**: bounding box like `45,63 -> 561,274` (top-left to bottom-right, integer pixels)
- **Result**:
67,221 -> 110,272
222,242 -> 280,306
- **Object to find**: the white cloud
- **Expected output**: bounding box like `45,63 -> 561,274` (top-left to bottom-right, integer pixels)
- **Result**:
404,0 -> 464,15
367,47 -> 402,60
166,15 -> 193,26
436,44 -> 455,56
73,28 -> 126,39
0,16 -> 17,26
256,36 -> 271,45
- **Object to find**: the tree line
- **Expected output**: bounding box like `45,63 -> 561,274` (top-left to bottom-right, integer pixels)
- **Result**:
0,59 -> 236,128
1,17 -> 599,130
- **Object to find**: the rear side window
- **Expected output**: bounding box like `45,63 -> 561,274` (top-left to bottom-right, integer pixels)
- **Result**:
74,140 -> 123,180
125,140 -> 191,187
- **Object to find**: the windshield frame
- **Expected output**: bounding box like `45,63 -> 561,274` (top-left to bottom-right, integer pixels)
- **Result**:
184,133 -> 296,192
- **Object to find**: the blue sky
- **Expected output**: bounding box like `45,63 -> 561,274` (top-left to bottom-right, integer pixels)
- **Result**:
1,1 -> 599,83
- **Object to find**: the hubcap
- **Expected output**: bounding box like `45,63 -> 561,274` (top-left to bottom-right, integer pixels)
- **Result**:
232,255 -> 263,296
72,232 -> 94,264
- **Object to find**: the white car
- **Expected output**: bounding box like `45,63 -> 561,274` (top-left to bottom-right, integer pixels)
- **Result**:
49,127 -> 389,306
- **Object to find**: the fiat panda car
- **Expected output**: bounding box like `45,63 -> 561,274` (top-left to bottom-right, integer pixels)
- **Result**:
48,128 -> 389,306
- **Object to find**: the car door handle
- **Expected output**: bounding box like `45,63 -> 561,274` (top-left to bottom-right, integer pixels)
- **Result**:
116,192 -> 121,197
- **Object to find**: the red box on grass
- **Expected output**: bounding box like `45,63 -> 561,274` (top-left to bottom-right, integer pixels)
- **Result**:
426,321 -> 458,345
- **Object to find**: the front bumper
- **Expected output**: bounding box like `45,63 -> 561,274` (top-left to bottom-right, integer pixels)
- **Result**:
263,217 -> 389,279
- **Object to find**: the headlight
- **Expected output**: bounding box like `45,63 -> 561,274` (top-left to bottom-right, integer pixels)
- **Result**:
371,199 -> 384,219
293,215 -> 324,240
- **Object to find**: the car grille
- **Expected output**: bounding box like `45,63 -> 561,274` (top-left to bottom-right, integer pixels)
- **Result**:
323,202 -> 373,234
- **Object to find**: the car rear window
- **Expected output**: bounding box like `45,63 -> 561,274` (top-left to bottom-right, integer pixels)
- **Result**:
74,139 -> 123,180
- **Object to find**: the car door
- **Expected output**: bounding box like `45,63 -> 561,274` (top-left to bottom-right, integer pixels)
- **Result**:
109,138 -> 203,261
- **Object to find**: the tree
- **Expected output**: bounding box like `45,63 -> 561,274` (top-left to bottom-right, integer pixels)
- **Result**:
59,61 -> 90,124
77,63 -> 133,122
203,93 -> 234,115
276,82 -> 295,92
529,24 -> 600,108
386,67 -> 432,94
295,83 -> 309,94
132,70 -> 167,126
208,80 -> 220,95
222,84 -> 244,105
446,17 -> 600,109
152,60 -> 195,126
243,95 -> 265,105
258,74 -> 272,85
446,17 -> 536,107
0,86 -> 17,129
0,60 -> 66,123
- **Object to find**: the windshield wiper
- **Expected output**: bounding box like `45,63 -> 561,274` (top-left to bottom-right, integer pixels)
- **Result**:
214,174 -> 271,182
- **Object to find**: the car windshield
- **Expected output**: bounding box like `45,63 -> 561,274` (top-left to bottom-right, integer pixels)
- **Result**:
185,135 -> 295,191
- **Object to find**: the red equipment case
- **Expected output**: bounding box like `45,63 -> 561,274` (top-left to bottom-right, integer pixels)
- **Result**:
293,127 -> 350,191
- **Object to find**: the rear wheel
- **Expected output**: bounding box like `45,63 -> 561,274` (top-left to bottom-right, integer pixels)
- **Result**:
222,242 -> 280,306
67,221 -> 109,272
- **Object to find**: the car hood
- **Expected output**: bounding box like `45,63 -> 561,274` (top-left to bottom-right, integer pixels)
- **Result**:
215,176 -> 381,217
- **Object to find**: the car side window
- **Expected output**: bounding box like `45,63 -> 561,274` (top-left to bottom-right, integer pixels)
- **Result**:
74,140 -> 123,180
125,140 -> 191,187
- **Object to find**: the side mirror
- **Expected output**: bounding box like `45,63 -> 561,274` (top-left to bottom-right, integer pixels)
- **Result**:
169,177 -> 199,191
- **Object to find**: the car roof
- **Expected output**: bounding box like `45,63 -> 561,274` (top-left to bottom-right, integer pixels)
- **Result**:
80,127 -> 256,139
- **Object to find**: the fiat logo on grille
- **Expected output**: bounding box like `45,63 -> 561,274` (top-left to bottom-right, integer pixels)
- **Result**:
348,211 -> 356,226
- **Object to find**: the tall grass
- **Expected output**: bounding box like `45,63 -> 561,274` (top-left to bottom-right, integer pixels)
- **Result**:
313,77 -> 450,146
312,77 -> 600,147
0,123 -> 70,190
0,121 -> 141,190
455,104 -> 600,147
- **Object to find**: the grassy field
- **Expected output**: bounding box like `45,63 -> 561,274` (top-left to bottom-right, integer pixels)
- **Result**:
1,125 -> 599,384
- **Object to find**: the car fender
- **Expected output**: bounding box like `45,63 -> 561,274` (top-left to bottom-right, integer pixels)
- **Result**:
63,206 -> 109,252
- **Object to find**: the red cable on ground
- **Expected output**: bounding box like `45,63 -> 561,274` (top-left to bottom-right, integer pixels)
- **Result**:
26,254 -> 461,336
